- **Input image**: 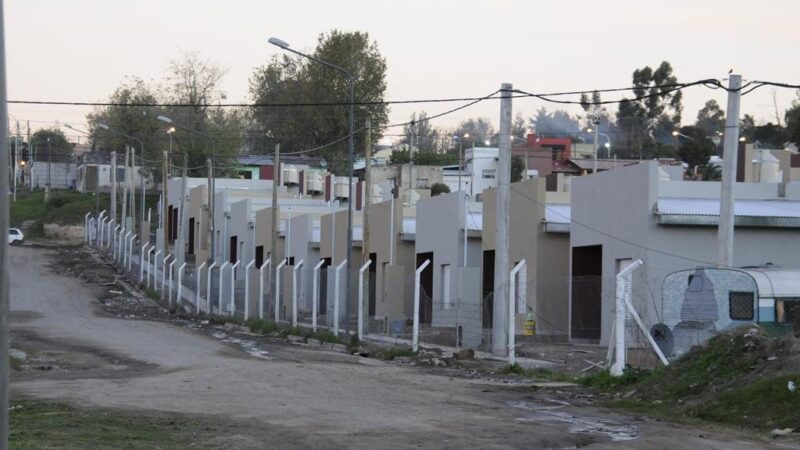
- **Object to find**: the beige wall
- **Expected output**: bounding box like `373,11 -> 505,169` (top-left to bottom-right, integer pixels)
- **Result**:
483,178 -> 570,337
366,199 -> 414,320
188,185 -> 209,263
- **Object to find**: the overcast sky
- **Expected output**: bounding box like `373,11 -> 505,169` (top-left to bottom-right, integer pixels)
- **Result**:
6,0 -> 800,144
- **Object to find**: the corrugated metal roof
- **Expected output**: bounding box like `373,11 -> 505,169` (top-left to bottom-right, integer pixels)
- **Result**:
465,211 -> 483,231
657,198 -> 800,218
545,204 -> 571,224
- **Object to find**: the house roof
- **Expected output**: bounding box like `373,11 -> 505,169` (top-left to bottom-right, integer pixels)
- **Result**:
569,158 -> 682,171
656,197 -> 800,227
236,155 -> 326,167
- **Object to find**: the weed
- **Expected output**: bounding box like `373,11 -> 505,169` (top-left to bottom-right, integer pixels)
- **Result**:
501,363 -> 526,375
310,329 -> 341,344
378,346 -> 416,361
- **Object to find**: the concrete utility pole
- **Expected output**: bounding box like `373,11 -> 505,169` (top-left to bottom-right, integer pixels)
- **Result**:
592,118 -> 599,173
492,82 -> 513,355
270,144 -> 280,310
129,147 -> 135,234
362,119 -> 372,316
409,120 -> 415,193
0,1 -> 13,443
177,153 -> 188,266
121,147 -> 129,231
110,152 -> 117,224
207,158 -> 213,261
718,74 -> 742,268
45,138 -> 51,202
162,150 -> 169,253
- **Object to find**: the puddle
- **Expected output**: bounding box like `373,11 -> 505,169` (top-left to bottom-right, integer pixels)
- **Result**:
211,331 -> 272,360
509,400 -> 639,442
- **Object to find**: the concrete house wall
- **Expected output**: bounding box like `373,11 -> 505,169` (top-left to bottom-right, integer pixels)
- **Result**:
286,213 -> 316,312
571,162 -> 800,346
365,199 -> 412,322
483,178 -> 571,338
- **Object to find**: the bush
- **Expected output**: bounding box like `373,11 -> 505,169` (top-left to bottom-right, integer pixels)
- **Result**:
431,182 -> 450,196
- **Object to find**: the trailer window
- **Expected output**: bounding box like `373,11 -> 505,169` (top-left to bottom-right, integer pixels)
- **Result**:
776,299 -> 800,325
729,292 -> 754,321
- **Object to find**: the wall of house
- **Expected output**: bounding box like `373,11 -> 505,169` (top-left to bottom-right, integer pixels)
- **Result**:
466,148 -> 499,200
365,199 -> 410,321
287,213 -> 315,311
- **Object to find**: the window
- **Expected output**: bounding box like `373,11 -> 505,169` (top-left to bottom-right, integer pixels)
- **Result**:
415,178 -> 429,189
482,169 -> 496,179
729,292 -> 754,321
116,167 -> 126,182
776,299 -> 800,324
441,264 -> 451,310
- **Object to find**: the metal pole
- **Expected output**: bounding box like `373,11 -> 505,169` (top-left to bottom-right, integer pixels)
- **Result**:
177,153 -> 188,265
162,150 -> 169,253
458,139 -> 463,192
110,152 -> 117,225
592,120 -> 599,173
270,144 -> 280,304
344,77 -> 355,338
121,147 -> 129,231
207,158 -> 213,262
413,259 -> 431,352
362,119 -> 372,322
492,83 -> 512,355
0,0 -> 11,440
718,74 -> 741,268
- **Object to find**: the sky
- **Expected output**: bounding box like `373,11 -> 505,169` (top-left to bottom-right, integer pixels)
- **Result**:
6,0 -> 800,145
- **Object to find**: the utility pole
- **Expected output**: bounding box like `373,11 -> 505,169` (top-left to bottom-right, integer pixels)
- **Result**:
207,158 -> 213,261
45,138 -> 51,202
592,118 -> 599,173
409,120 -> 415,193
12,120 -> 18,201
110,152 -> 117,224
458,138 -> 463,192
362,120 -> 372,317
95,149 -> 100,217
162,150 -> 169,253
492,82 -> 512,355
0,2 -> 13,443
177,153 -> 188,266
270,144 -> 280,313
130,147 -> 135,235
718,74 -> 742,268
121,147 -> 129,231
26,121 -> 30,190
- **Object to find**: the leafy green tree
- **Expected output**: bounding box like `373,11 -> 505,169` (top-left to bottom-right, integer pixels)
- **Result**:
453,118 -> 496,145
675,125 -> 714,170
431,182 -> 450,196
615,61 -> 682,157
784,94 -> 800,148
695,100 -> 725,136
389,149 -> 409,165
250,30 -> 389,175
30,128 -> 73,161
86,77 -> 167,169
512,112 -> 527,140
700,163 -> 721,181
511,156 -> 525,182
740,114 -> 756,142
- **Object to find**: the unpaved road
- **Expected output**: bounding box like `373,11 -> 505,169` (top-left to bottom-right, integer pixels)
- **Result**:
8,245 -> 795,449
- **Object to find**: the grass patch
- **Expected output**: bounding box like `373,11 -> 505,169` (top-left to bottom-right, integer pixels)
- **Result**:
501,363 -> 577,382
377,346 -> 416,361
10,356 -> 23,372
9,400 -> 253,449
584,326 -> 800,431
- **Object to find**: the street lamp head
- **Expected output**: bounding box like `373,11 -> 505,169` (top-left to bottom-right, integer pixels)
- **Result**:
604,142 -> 611,149
167,127 -> 176,135
98,123 -> 110,130
157,115 -> 173,124
268,37 -> 290,49
671,130 -> 680,137
739,136 -> 747,142
463,133 -> 470,139
586,128 -> 593,133
484,140 -> 491,146
19,160 -> 25,166
64,124 -> 75,130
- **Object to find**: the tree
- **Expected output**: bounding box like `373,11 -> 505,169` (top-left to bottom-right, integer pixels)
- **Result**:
615,61 -> 683,157
511,156 -> 525,183
700,163 -> 721,181
695,100 -> 725,136
512,112 -> 527,140
30,128 -> 72,161
528,108 -> 581,139
400,111 -> 440,152
740,114 -> 756,142
86,77 -> 167,169
431,182 -> 450,196
784,93 -> 800,148
675,125 -> 714,169
250,30 -> 389,175
580,90 -> 612,130
453,118 -> 496,145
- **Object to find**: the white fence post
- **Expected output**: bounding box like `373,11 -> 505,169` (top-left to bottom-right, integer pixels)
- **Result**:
413,259 -> 431,352
611,259 -> 644,376
333,260 -> 346,335
218,261 -> 230,315
84,212 -> 91,243
508,259 -> 527,365
139,243 -> 150,284
161,254 -> 171,299
274,259 -> 287,323
259,259 -> 270,320
113,225 -> 120,258
230,260 -> 241,316
206,261 -> 217,314
312,259 -> 325,332
127,234 -> 136,272
196,261 -> 207,314
168,258 -> 177,306
177,262 -> 187,307
292,259 -> 304,327
153,250 -> 162,290
358,260 -> 372,340
244,260 -> 255,321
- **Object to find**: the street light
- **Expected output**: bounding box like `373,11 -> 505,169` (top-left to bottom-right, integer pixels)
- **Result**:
157,115 -> 218,264
269,35 -> 357,337
453,132 -> 470,192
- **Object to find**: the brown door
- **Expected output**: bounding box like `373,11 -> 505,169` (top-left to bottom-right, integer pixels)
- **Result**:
571,245 -> 603,340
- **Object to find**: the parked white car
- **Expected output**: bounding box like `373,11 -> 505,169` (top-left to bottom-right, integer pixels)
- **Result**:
7,228 -> 24,246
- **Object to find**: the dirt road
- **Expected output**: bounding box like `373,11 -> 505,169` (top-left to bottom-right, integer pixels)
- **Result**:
8,245 -> 793,449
